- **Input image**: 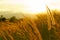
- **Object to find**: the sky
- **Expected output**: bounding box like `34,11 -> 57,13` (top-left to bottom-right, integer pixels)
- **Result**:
0,0 -> 60,14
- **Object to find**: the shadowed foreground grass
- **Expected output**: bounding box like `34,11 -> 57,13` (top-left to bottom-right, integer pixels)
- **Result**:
0,17 -> 43,40
0,11 -> 60,40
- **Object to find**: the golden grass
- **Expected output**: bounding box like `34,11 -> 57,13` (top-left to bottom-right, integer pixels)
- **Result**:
0,11 -> 60,40
0,17 -> 43,40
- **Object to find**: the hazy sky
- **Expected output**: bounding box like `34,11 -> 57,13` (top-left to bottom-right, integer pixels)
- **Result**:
0,0 -> 60,13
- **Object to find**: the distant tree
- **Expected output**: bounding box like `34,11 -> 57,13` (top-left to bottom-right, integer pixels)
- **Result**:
2,18 -> 6,22
0,15 -> 6,22
10,16 -> 17,22
0,15 -> 3,20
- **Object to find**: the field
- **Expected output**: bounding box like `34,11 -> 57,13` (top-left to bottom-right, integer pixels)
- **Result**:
0,10 -> 60,40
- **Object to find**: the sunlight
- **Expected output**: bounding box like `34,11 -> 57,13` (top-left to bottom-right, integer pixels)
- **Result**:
0,0 -> 60,14
0,0 -> 46,14
24,3 -> 46,14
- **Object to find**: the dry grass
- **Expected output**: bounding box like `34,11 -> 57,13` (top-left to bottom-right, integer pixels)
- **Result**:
0,11 -> 60,40
0,16 -> 43,40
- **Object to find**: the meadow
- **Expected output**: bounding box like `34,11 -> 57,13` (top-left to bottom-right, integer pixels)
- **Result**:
0,10 -> 60,40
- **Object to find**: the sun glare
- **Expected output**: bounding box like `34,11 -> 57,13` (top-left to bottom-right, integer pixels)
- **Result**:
0,0 -> 47,14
